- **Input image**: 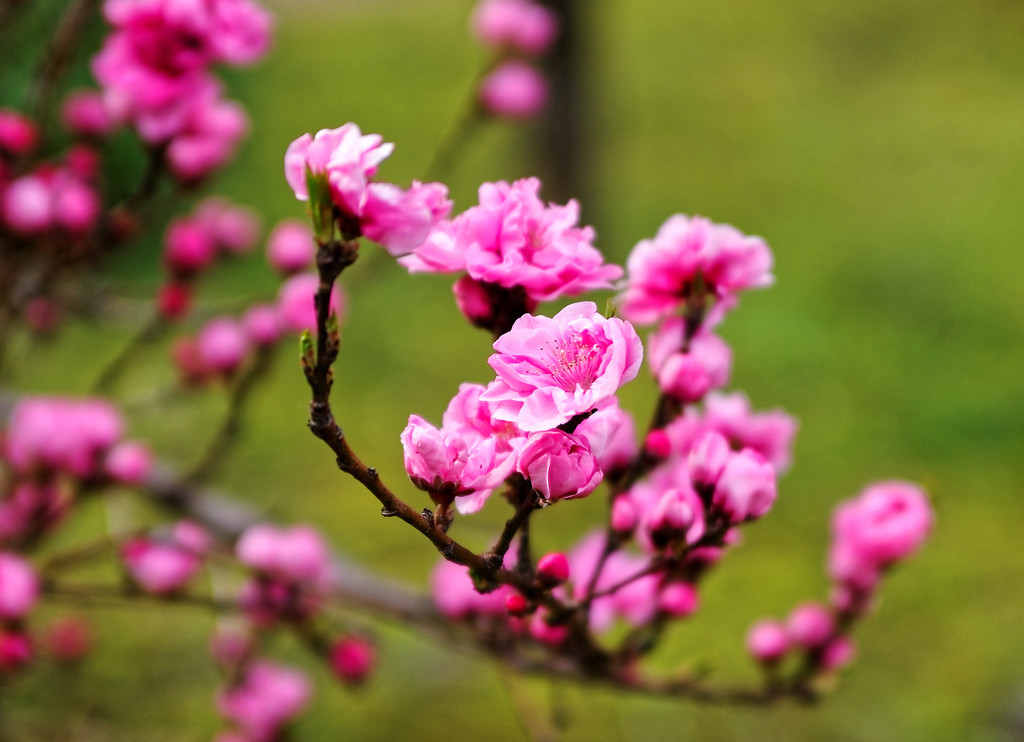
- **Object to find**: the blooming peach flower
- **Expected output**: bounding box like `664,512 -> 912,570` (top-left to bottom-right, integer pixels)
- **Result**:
483,302 -> 643,431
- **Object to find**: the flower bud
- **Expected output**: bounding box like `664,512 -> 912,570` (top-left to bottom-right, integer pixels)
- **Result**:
329,636 -> 375,685
746,620 -> 789,663
516,430 -> 602,502
786,602 -> 834,648
536,552 -> 570,586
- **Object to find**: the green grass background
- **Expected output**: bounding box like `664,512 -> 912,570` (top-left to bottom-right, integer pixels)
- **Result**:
2,0 -> 1024,739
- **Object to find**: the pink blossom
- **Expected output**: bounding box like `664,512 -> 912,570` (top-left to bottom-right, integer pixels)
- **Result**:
786,602 -> 834,648
483,302 -> 643,431
104,440 -> 153,484
820,636 -> 856,671
746,619 -> 789,662
217,660 -> 310,742
704,391 -> 798,473
361,180 -> 453,256
610,496 -> 638,534
193,197 -> 262,254
41,615 -> 93,662
204,0 -> 274,65
648,320 -> 732,402
515,430 -> 602,501
329,636 -> 375,685
275,272 -> 345,334
196,317 -> 250,375
0,109 -> 38,155
568,532 -> 659,631
0,483 -> 67,545
658,582 -> 699,617
53,175 -> 100,234
266,219 -> 315,275
536,552 -> 570,585
5,397 -> 122,477
647,487 -> 705,548
399,220 -> 465,274
156,281 -> 192,320
165,94 -> 248,182
712,449 -> 777,523
164,216 -> 216,276
401,414 -> 504,508
687,430 -> 731,492
470,0 -> 559,55
572,399 -> 638,475
2,174 -> 53,234
0,631 -> 31,672
62,90 -> 116,137
0,554 -> 39,619
479,61 -> 549,119
284,122 -> 393,212
618,214 -> 774,325
829,481 -> 933,589
236,524 -> 332,587
456,178 -> 622,302
431,557 -> 511,619
242,304 -> 281,346
121,537 -> 201,595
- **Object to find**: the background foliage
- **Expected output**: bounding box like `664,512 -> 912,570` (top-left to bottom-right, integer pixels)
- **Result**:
3,0 -> 1023,739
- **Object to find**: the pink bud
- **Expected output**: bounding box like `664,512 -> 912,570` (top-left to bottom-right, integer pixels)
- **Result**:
0,554 -> 39,619
62,90 -> 115,137
104,440 -> 152,484
156,282 -> 192,320
786,603 -> 834,648
516,430 -> 602,502
453,275 -> 498,327
648,487 -> 705,548
41,615 -> 92,662
687,430 -> 731,491
713,449 -> 777,523
644,429 -> 671,459
478,61 -> 549,119
54,177 -> 100,233
610,496 -> 638,534
329,636 -> 375,685
658,582 -> 699,617
164,218 -> 216,276
0,109 -> 37,155
196,317 -> 249,376
242,304 -> 281,346
820,636 -> 856,671
276,272 -> 345,334
529,610 -> 568,645
2,174 -> 53,234
0,630 -> 32,672
194,198 -> 261,255
746,620 -> 789,663
536,552 -> 570,585
267,219 -> 315,275
121,538 -> 201,595
505,592 -> 529,615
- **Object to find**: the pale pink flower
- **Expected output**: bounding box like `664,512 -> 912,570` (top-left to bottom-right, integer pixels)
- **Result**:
573,399 -> 638,474
431,557 -> 512,618
479,61 -> 549,119
5,397 -> 123,477
275,272 -> 345,334
165,94 -> 248,182
712,448 -> 777,523
217,660 -> 310,742
266,219 -> 315,275
618,214 -> 774,325
399,220 -> 465,274
236,524 -> 332,587
194,198 -> 261,254
516,430 -> 602,501
361,180 -> 453,256
2,174 -> 53,234
0,554 -> 39,619
704,391 -> 798,473
483,302 -> 643,431
470,0 -> 559,55
242,304 -> 281,346
648,319 -> 732,402
62,90 -> 116,137
457,178 -> 622,302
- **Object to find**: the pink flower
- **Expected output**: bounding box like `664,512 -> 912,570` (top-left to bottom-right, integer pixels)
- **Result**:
121,538 -> 201,595
618,214 -> 774,325
401,414 -> 504,507
470,0 -> 559,55
0,554 -> 39,619
0,109 -> 38,155
266,219 -> 315,275
573,399 -> 638,475
648,320 -> 732,402
41,615 -> 93,662
515,430 -> 602,501
536,552 -> 570,584
62,90 -> 116,137
478,61 -> 549,119
2,174 -> 53,234
196,317 -> 250,376
104,440 -> 153,484
829,481 -> 933,586
217,660 -> 310,742
236,524 -> 332,587
165,94 -> 248,182
275,272 -> 345,334
483,302 -> 643,431
5,397 -> 123,477
687,430 -> 731,492
704,391 -> 798,473
194,197 -> 262,255
712,449 -> 777,523
747,619 -> 789,662
361,180 -> 453,256
164,216 -> 217,276
457,178 -> 622,302
431,557 -> 512,618
242,304 -> 281,346
284,123 -> 393,210
786,602 -> 834,648
647,486 -> 705,548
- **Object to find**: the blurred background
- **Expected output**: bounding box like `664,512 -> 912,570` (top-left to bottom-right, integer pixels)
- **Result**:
3,0 -> 1024,739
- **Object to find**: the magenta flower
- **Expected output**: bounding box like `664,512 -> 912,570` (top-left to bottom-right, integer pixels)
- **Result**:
458,178 -> 622,302
121,538 -> 201,595
515,430 -> 602,501
483,302 -> 643,432
712,448 -> 777,523
216,661 -> 310,742
470,0 -> 559,56
0,554 -> 39,619
618,214 -> 774,325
